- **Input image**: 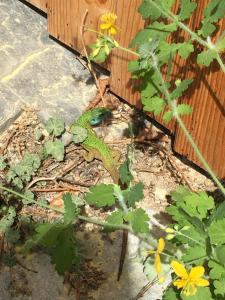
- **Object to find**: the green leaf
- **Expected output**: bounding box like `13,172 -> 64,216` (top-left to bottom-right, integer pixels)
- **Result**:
138,0 -> 175,20
179,191 -> 214,220
123,182 -> 144,207
216,245 -> 225,266
142,96 -> 165,115
130,22 -> 177,47
63,193 -> 78,225
0,207 -> 16,233
119,160 -> 134,185
178,0 -> 197,21
125,208 -> 149,234
171,79 -> 193,100
128,61 -> 139,73
197,49 -> 217,67
44,140 -> 65,161
181,287 -> 212,300
33,222 -> 64,247
0,156 -> 7,170
85,184 -> 116,207
163,110 -> 173,123
2,254 -> 16,267
105,209 -> 125,232
163,287 -> 181,300
182,246 -> 206,264
214,202 -> 225,220
5,227 -> 20,244
177,42 -> 194,59
71,126 -> 88,144
209,219 -> 225,245
176,104 -> 193,116
209,260 -> 225,280
214,278 -> 225,296
45,118 -> 65,137
52,226 -> 75,274
171,186 -> 191,201
23,190 -> 35,204
216,38 -> 225,51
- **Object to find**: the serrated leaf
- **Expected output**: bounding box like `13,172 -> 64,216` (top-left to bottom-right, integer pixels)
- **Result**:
119,160 -> 133,185
180,191 -> 214,220
130,22 -> 177,47
125,208 -> 149,234
123,182 -> 144,207
163,110 -> 173,123
23,190 -> 35,205
70,126 -> 88,144
176,104 -> 193,116
182,246 -> 206,264
216,37 -> 225,51
0,207 -> 16,233
216,245 -> 225,266
204,0 -> 225,21
52,226 -> 75,274
5,227 -> 20,244
45,118 -> 65,137
209,260 -> 225,280
85,184 -> 116,207
44,140 -> 65,161
128,61 -> 139,73
171,79 -> 193,100
33,222 -> 64,247
63,193 -> 78,225
142,96 -> 165,115
178,42 -> 194,59
197,49 -> 217,67
179,0 -> 197,21
214,278 -> 225,296
138,0 -> 175,20
214,202 -> 225,220
0,156 -> 7,170
105,209 -> 125,232
181,287 -> 212,300
163,287 -> 181,300
208,219 -> 225,245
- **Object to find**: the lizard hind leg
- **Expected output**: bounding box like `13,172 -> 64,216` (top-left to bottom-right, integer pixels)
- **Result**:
111,149 -> 121,164
80,149 -> 94,162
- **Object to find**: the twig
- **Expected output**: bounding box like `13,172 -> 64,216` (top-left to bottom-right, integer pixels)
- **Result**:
30,187 -> 79,193
132,276 -> 159,300
27,160 -> 84,189
16,259 -> 38,273
80,9 -> 106,107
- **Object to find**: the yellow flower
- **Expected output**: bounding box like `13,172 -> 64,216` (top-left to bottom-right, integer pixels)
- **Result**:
100,13 -> 119,36
171,261 -> 209,296
147,238 -> 165,283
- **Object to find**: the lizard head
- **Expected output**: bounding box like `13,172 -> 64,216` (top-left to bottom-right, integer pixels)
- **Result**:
89,107 -> 112,126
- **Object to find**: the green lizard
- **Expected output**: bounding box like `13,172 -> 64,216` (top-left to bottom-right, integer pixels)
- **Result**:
69,107 -> 127,281
69,107 -> 120,183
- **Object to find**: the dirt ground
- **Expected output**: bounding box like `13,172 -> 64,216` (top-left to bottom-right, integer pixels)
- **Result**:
0,94 -> 217,299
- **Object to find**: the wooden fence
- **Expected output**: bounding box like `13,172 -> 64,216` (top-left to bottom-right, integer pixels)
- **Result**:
24,0 -> 225,178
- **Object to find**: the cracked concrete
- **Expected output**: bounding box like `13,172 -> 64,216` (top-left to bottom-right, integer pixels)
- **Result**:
0,0 -> 96,132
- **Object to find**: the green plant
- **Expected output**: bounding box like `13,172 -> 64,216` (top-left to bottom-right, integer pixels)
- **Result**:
0,1 -> 225,298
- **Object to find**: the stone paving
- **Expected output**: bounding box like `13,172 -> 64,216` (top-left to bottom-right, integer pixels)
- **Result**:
0,0 -> 96,132
0,1 -> 168,299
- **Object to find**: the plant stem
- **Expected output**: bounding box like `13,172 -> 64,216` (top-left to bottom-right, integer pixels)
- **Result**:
177,232 -> 205,247
152,60 -> 225,197
175,114 -> 225,197
0,184 -> 63,213
147,0 -> 208,49
216,53 -> 225,73
78,215 -> 131,231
